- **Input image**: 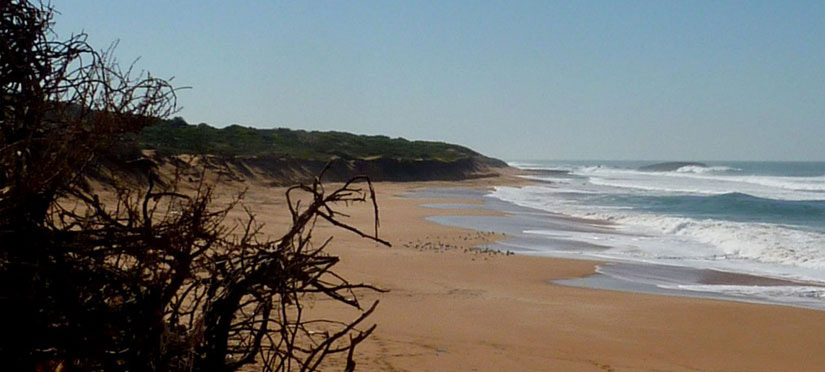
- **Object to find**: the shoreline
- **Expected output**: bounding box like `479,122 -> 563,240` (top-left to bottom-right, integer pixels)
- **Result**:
421,178 -> 825,311
228,175 -> 825,371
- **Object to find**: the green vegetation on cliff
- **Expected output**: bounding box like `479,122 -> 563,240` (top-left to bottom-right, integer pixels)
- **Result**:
140,117 -> 499,164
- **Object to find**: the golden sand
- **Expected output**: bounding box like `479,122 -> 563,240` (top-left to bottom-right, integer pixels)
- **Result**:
226,176 -> 825,372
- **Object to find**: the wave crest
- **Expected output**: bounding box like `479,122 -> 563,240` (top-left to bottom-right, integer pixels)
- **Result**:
490,185 -> 825,275
675,165 -> 740,174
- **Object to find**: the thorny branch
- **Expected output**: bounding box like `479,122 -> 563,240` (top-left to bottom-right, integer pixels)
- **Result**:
1,1 -> 388,371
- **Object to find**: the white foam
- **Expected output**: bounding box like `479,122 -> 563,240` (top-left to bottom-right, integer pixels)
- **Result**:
602,213 -> 825,269
658,284 -> 825,307
572,167 -> 825,201
730,174 -> 825,192
675,165 -> 741,174
586,176 -> 733,196
489,185 -> 825,282
507,161 -> 574,171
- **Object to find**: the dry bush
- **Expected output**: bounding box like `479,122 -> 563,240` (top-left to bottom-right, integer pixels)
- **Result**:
1,2 -> 386,371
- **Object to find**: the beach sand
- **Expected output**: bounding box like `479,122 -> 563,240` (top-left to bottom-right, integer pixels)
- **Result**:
227,176 -> 825,372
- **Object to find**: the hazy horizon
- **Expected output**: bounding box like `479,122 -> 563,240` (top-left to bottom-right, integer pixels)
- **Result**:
53,1 -> 825,161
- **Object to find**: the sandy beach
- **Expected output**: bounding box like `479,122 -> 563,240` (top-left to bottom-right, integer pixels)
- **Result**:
228,176 -> 825,372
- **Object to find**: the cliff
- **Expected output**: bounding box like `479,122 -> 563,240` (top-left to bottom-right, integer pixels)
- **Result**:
127,118 -> 509,184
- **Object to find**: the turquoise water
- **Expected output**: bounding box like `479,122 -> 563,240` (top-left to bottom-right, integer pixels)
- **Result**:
491,160 -> 825,288
509,160 -> 825,232
590,192 -> 825,233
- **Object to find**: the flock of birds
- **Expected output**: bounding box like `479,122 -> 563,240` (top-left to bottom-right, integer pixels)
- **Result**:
401,231 -> 515,259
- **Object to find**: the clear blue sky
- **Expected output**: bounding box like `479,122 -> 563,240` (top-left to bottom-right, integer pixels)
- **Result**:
53,1 -> 825,161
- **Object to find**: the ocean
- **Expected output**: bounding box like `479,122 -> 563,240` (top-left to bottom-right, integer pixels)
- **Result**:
490,160 -> 825,309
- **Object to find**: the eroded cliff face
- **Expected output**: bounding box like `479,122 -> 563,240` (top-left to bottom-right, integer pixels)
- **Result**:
96,151 -> 510,187
172,155 -> 508,185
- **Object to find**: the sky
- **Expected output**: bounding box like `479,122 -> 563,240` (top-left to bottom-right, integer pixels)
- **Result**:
52,1 -> 825,161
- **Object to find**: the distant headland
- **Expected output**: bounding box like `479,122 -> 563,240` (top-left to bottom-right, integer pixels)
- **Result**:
127,117 -> 510,184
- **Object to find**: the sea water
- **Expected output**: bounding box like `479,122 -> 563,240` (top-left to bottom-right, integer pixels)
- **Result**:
491,160 -> 825,307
